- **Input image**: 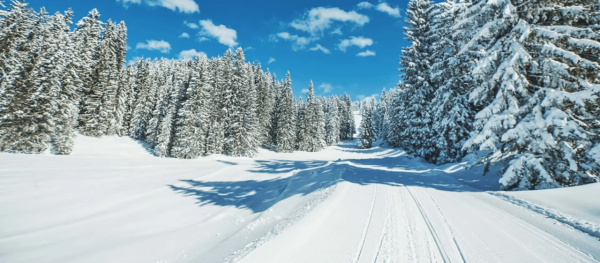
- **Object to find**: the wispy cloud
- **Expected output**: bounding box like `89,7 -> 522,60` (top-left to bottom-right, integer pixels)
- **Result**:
338,36 -> 373,52
356,2 -> 401,18
199,20 -> 238,47
330,28 -> 343,36
178,49 -> 207,60
184,20 -> 199,29
308,44 -> 331,54
136,40 -> 171,53
319,83 -> 333,93
357,50 -> 376,57
118,0 -> 199,13
268,57 -> 276,64
179,32 -> 190,38
290,7 -> 369,36
270,32 -> 314,50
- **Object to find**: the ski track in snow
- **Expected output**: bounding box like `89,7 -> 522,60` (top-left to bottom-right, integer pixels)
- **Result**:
489,192 -> 600,240
1,131 -> 600,262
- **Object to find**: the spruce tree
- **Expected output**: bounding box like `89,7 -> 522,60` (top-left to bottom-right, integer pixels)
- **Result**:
397,0 -> 437,160
275,72 -> 297,152
460,0 -> 600,189
359,101 -> 376,149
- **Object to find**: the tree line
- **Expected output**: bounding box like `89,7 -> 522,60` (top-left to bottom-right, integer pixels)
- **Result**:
358,0 -> 600,190
0,1 -> 356,158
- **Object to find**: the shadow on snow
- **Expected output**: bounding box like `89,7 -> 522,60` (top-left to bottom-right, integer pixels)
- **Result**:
169,144 -> 497,213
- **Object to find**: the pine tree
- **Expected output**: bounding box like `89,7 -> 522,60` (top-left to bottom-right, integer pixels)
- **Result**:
51,10 -> 81,154
374,88 -> 389,140
275,72 -> 297,152
325,96 -> 341,145
257,67 -> 276,146
397,0 -> 437,160
129,58 -> 152,140
340,93 -> 355,140
429,0 -> 473,164
359,101 -> 376,149
76,9 -> 106,136
460,0 -> 600,189
171,57 -> 210,159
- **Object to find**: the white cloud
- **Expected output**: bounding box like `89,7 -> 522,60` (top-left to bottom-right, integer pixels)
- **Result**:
184,20 -> 199,29
199,20 -> 238,47
135,40 -> 171,53
330,28 -> 343,36
178,49 -> 207,60
357,2 -> 374,9
376,3 -> 401,17
356,2 -> 401,18
271,32 -> 314,50
290,7 -> 369,35
179,32 -> 190,38
118,0 -> 199,13
268,57 -> 276,64
338,36 -> 373,52
357,50 -> 376,57
198,36 -> 210,42
308,44 -> 331,54
245,46 -> 255,51
319,83 -> 333,93
301,89 -> 309,93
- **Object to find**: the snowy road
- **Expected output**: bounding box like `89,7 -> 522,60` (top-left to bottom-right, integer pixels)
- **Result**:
1,135 -> 600,263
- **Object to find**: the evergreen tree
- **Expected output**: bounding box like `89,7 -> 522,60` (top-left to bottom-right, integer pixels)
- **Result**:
257,67 -> 276,146
325,96 -> 341,145
275,72 -> 297,152
429,0 -> 473,164
340,93 -> 355,140
397,0 -> 437,160
460,0 -> 600,189
359,101 -> 376,149
171,57 -> 210,159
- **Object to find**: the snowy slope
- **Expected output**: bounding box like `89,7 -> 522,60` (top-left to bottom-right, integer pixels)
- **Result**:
1,119 -> 600,262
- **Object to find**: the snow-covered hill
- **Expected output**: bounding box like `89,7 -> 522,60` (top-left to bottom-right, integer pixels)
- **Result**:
1,132 -> 599,262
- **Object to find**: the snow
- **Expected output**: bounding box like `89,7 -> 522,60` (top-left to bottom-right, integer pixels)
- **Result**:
1,116 -> 600,262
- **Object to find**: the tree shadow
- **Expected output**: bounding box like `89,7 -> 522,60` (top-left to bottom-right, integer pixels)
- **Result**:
169,149 -> 498,213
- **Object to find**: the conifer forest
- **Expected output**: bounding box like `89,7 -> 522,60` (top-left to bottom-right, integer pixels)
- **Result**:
1,0 -> 600,192
2,0 -> 600,262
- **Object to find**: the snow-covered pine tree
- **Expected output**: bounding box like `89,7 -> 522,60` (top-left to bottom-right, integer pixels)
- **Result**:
340,93 -> 355,140
325,96 -> 341,145
386,87 -> 406,148
275,72 -> 297,152
171,57 -> 210,159
224,48 -> 259,157
51,10 -> 81,154
129,58 -> 153,139
76,9 -> 106,136
359,100 -> 377,149
373,88 -> 388,140
257,67 -> 276,147
0,8 -> 71,153
428,0 -> 473,164
108,21 -> 128,136
205,57 -> 226,155
154,61 -> 187,157
397,0 -> 437,161
119,64 -> 136,135
460,0 -> 600,189
300,81 -> 326,152
296,96 -> 307,150
146,59 -> 172,147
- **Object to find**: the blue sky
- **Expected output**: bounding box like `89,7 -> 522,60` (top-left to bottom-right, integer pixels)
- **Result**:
23,0 -> 411,101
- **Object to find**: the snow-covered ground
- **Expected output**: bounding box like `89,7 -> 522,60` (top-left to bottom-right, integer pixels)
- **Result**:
1,115 -> 600,262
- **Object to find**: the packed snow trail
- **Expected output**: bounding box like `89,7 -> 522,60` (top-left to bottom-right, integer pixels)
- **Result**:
1,135 -> 600,262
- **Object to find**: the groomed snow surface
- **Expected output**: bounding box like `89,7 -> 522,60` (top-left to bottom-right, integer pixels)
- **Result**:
1,115 -> 600,263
